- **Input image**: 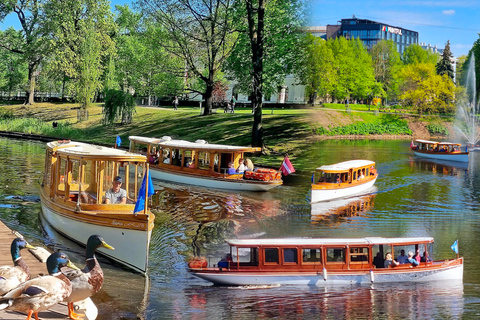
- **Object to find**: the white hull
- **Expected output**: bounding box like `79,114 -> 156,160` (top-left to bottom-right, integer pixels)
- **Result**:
413,151 -> 469,162
150,168 -> 279,191
40,203 -> 151,274
311,177 -> 377,203
192,263 -> 463,286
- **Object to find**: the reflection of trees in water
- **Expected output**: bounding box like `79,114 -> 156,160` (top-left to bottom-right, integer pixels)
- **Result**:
150,186 -> 284,258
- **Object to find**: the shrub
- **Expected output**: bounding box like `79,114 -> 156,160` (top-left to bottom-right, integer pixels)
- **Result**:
426,123 -> 449,135
104,89 -> 136,125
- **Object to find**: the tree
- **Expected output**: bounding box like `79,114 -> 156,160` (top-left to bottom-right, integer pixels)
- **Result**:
455,55 -> 467,86
402,44 -> 439,65
224,0 -> 304,148
136,0 -> 238,115
399,62 -> 455,114
436,40 -> 454,81
0,30 -> 27,95
370,40 -> 402,102
0,0 -> 49,104
44,0 -> 116,115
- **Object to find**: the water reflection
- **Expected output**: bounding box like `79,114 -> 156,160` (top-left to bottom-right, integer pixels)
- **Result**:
409,157 -> 469,176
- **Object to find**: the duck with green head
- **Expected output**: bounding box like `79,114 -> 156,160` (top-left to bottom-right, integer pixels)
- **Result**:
63,235 -> 114,320
0,237 -> 36,295
0,251 -> 79,320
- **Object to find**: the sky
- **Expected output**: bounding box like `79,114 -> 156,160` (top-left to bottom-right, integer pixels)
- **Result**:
1,0 -> 479,57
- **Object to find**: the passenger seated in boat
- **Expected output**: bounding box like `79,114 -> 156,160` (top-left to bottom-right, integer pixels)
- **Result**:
186,158 -> 195,168
414,249 -> 421,263
406,251 -> 419,266
373,252 -> 384,268
104,176 -> 127,204
396,249 -> 408,264
336,175 -> 341,183
245,158 -> 254,171
218,253 -> 233,270
237,158 -> 246,173
421,251 -> 432,262
227,162 -> 236,175
384,252 -> 399,268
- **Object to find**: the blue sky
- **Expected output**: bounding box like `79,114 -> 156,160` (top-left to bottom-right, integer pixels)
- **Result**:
310,0 -> 480,57
1,0 -> 479,57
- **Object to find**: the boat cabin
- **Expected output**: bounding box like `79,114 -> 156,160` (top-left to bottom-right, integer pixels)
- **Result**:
129,136 -> 261,178
413,140 -> 461,153
219,237 -> 435,272
42,140 -> 150,211
313,160 -> 376,186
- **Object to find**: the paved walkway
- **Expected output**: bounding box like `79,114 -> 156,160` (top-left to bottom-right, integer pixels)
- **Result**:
0,221 -> 70,320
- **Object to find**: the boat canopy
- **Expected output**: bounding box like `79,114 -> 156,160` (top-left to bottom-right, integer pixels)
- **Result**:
316,160 -> 375,172
129,136 -> 261,153
415,139 -> 438,144
226,237 -> 434,247
49,141 -> 146,162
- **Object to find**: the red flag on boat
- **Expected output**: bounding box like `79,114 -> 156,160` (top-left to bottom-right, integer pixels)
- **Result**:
410,140 -> 414,148
280,155 -> 295,176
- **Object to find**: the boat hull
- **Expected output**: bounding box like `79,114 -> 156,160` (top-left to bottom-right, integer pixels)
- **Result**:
190,260 -> 463,286
149,167 -> 281,191
40,194 -> 152,274
311,177 -> 377,203
413,150 -> 469,162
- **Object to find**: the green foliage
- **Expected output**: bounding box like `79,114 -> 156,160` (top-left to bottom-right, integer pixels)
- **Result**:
314,115 -> 412,136
0,118 -> 85,139
426,123 -> 449,135
322,103 -> 377,111
402,44 -> 439,65
436,40 -> 454,81
370,40 -> 401,101
0,107 -> 14,120
103,89 -> 136,125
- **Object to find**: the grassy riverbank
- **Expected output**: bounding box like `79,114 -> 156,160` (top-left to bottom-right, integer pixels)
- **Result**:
0,102 -> 453,169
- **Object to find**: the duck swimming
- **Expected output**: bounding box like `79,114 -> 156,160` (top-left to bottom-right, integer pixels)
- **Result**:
63,235 -> 114,320
0,237 -> 36,295
0,251 -> 79,320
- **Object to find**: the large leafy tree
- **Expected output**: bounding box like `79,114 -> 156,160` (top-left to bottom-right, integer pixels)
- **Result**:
0,0 -> 49,104
0,29 -> 27,94
402,43 -> 439,65
399,62 -> 455,114
224,0 -> 304,148
436,40 -> 454,81
44,0 -> 116,113
370,40 -> 401,102
136,0 -> 238,115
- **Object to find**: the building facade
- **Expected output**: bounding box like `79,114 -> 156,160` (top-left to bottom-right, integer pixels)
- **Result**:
326,16 -> 419,55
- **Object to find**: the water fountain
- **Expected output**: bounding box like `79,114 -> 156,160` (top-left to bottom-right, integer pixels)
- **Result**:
454,54 -> 480,147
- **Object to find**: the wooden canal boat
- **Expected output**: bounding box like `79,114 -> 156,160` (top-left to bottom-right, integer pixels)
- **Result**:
188,237 -> 463,286
39,140 -> 155,274
128,136 -> 282,191
411,139 -> 469,162
311,160 -> 377,203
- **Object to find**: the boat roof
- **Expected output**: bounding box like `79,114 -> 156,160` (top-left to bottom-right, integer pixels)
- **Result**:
316,160 -> 375,171
226,237 -> 434,247
47,140 -> 146,161
415,139 -> 461,146
415,139 -> 438,144
129,136 -> 261,152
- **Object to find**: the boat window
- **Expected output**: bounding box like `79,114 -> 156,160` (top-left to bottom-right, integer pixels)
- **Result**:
350,247 -> 369,262
366,168 -> 369,176
184,150 -> 194,168
264,248 -> 279,263
57,157 -> 67,193
283,248 -> 297,263
326,248 -> 345,262
302,249 -> 321,263
44,151 -> 52,187
68,160 -> 81,201
198,151 -> 210,170
172,149 -> 182,166
231,247 -> 259,266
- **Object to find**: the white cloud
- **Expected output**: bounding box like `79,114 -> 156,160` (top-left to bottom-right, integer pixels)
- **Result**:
442,9 -> 455,15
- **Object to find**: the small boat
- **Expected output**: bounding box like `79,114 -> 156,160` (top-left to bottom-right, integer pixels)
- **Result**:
311,160 -> 377,203
188,237 -> 463,286
411,139 -> 469,162
39,140 -> 155,274
128,136 -> 282,191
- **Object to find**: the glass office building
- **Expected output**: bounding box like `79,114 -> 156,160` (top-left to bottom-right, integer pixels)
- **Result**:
327,17 -> 419,54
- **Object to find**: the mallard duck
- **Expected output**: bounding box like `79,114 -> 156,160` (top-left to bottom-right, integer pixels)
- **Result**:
0,251 -> 79,320
0,237 -> 36,295
63,235 -> 114,320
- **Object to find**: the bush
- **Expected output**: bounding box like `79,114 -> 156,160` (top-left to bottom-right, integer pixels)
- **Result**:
0,107 -> 14,120
426,123 -> 449,135
103,89 -> 135,125
314,115 -> 412,136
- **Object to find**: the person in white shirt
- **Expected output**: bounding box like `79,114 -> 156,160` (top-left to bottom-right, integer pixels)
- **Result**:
237,158 -> 246,173
104,176 -> 127,204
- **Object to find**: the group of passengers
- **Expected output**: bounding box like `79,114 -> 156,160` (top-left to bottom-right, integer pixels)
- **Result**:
227,158 -> 254,175
373,249 -> 431,269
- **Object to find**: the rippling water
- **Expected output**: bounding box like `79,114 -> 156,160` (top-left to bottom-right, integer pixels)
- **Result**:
1,137 -> 480,319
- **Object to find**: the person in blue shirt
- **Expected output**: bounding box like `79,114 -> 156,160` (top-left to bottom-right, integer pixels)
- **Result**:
227,162 -> 236,174
406,251 -> 419,266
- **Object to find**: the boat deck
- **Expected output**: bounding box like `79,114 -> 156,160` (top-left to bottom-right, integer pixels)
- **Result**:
0,220 -> 71,320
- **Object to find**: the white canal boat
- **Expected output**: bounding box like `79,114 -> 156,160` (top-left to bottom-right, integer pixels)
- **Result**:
411,139 -> 469,162
39,140 -> 155,274
188,237 -> 463,286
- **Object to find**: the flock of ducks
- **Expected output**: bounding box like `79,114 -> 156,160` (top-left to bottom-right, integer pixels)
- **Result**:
0,235 -> 114,320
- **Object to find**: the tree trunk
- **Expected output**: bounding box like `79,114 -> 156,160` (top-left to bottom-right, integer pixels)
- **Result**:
203,80 -> 214,115
25,65 -> 36,105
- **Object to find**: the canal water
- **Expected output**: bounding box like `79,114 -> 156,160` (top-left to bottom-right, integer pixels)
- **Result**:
0,137 -> 479,319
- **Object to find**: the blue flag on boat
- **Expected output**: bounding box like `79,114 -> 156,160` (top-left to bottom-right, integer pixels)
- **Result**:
134,170 -> 155,213
451,239 -> 459,254
311,172 -> 315,183
116,135 -> 122,147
